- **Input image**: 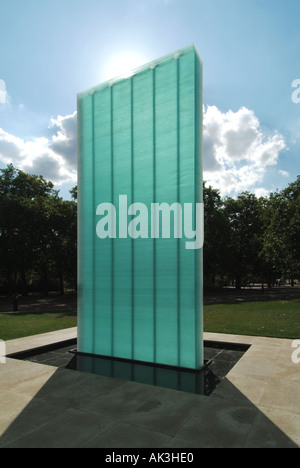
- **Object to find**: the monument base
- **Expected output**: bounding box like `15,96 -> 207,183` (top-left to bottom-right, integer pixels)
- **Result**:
70,349 -> 211,395
9,339 -> 249,397
72,349 -> 208,373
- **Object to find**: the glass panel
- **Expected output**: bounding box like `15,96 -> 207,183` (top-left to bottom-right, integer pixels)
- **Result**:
77,45 -> 203,369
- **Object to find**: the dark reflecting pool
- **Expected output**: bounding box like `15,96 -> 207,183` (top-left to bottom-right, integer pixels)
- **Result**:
9,339 -> 249,396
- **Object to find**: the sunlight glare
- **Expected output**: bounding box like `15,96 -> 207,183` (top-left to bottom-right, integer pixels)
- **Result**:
104,52 -> 147,81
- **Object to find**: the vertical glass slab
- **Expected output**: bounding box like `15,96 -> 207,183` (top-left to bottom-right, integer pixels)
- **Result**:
77,93 -> 94,354
77,44 -> 203,370
112,80 -> 133,360
132,68 -> 155,363
93,86 -> 113,357
154,59 -> 178,367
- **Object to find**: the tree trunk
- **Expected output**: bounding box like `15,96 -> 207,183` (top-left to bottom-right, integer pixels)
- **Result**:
59,269 -> 64,296
20,267 -> 28,297
236,277 -> 242,290
12,294 -> 18,312
41,263 -> 49,297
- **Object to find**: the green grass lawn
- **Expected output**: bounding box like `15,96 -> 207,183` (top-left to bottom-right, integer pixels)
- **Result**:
0,299 -> 299,341
0,311 -> 77,341
204,299 -> 300,339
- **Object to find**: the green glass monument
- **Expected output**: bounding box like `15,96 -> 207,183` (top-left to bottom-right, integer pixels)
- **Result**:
77,44 -> 203,370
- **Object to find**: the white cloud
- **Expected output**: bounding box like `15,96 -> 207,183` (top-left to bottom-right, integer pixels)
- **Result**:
279,169 -> 290,177
203,106 -> 287,196
0,113 -> 77,185
0,105 -> 288,198
24,153 -> 73,184
48,112 -> 77,170
254,187 -> 270,198
0,79 -> 9,105
0,129 -> 25,161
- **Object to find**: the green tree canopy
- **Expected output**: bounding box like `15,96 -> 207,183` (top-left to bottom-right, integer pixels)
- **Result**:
0,164 -> 77,303
262,176 -> 300,284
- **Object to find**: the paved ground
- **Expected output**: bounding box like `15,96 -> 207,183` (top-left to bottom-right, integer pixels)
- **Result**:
0,328 -> 299,448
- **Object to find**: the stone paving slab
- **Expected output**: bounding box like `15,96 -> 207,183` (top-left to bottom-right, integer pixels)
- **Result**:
5,328 -> 77,355
0,328 -> 299,448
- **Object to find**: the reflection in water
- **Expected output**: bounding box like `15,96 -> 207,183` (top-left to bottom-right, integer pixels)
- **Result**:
67,352 -> 219,396
9,340 -> 249,397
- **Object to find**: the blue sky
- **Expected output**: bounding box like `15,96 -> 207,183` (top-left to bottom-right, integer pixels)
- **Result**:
0,0 -> 299,199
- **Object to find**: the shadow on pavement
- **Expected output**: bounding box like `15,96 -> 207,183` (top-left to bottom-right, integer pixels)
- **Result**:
0,360 -> 298,448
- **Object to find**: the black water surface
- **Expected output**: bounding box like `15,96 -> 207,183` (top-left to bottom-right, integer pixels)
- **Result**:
9,339 -> 249,397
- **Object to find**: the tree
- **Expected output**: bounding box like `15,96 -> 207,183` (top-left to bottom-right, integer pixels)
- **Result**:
262,177 -> 300,284
47,197 -> 77,295
1,163 -> 298,304
70,185 -> 78,201
0,165 -> 77,303
0,165 -> 59,306
224,193 -> 265,289
203,184 -> 230,286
